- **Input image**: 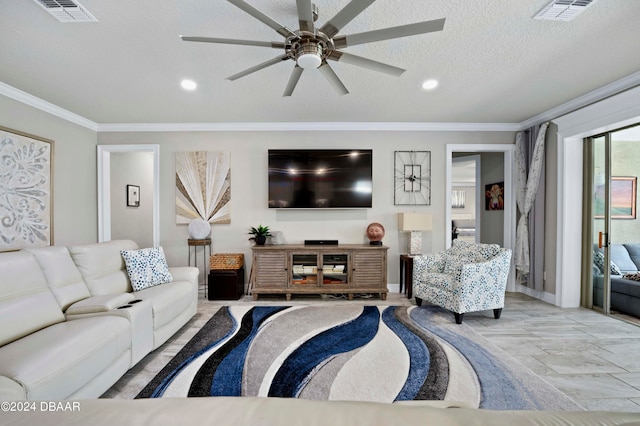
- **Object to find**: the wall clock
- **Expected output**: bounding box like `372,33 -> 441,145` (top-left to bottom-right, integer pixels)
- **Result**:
394,151 -> 431,205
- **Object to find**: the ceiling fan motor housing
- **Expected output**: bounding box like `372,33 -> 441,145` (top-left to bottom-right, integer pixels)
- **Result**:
288,31 -> 332,69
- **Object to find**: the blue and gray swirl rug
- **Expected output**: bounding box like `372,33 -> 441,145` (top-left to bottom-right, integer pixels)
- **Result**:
136,305 -> 581,410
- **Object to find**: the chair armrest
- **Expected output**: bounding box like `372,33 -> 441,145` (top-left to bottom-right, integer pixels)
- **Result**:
458,249 -> 512,292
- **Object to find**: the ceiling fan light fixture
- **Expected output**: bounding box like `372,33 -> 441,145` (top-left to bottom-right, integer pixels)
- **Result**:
295,42 -> 323,69
297,53 -> 322,69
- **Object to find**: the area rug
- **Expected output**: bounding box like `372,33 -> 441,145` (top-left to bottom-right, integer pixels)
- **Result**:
136,305 -> 581,410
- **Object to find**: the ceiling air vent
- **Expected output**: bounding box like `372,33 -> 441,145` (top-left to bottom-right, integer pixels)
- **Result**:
534,0 -> 596,21
33,0 -> 98,23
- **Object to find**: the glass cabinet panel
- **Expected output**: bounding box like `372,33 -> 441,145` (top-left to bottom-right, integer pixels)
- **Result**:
291,254 -> 318,285
321,254 -> 348,285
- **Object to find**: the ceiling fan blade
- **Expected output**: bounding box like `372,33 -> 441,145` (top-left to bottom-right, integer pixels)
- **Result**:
318,62 -> 349,96
319,0 -> 376,38
180,36 -> 285,49
283,66 -> 304,97
296,0 -> 315,33
329,51 -> 405,77
334,18 -> 446,48
227,54 -> 290,81
227,0 -> 296,38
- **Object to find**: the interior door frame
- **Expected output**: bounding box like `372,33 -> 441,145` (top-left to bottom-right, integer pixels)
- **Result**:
446,144 -> 515,291
98,144 -> 160,247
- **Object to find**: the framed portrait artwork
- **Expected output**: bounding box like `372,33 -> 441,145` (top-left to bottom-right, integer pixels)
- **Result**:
485,181 -> 504,211
0,126 -> 54,252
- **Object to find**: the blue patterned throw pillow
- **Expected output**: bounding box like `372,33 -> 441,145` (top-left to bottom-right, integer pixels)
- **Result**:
592,249 -> 622,275
121,247 -> 173,291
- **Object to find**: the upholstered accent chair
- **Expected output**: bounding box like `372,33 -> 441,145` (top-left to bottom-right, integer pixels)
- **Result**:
412,240 -> 512,324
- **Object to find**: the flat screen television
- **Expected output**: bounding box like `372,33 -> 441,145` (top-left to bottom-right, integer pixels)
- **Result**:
268,149 -> 373,209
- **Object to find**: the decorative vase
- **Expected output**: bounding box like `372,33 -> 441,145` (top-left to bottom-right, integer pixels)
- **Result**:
254,236 -> 267,246
188,218 -> 211,239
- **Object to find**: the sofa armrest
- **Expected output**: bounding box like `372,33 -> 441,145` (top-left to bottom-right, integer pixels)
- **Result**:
0,375 -> 26,401
65,293 -> 135,315
169,266 -> 199,286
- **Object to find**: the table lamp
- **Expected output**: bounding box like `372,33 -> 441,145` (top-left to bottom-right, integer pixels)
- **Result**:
398,213 -> 432,255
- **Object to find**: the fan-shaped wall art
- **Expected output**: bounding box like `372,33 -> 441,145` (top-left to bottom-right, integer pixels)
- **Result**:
176,151 -> 230,225
0,126 -> 53,252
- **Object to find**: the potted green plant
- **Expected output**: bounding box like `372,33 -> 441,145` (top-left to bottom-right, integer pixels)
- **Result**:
248,224 -> 271,246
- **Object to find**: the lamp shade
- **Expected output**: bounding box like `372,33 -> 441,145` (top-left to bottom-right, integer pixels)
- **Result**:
398,213 -> 432,232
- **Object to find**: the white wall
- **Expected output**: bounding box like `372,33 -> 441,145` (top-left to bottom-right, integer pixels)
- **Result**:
97,130 -> 513,285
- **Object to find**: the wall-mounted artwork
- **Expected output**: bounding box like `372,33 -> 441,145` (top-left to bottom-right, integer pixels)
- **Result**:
485,181 -> 504,211
452,189 -> 465,209
595,176 -> 637,219
176,151 -> 231,224
0,126 -> 53,252
126,184 -> 140,207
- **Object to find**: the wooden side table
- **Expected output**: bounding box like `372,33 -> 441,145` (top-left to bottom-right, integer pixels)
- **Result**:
399,255 -> 415,299
188,238 -> 211,297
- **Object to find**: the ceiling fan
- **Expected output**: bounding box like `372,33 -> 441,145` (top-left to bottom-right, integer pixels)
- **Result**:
180,0 -> 445,96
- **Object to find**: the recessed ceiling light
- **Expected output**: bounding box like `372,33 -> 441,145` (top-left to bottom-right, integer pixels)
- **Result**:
422,79 -> 438,90
181,79 -> 197,91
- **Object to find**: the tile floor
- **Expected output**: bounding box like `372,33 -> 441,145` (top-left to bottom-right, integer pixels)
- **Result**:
103,291 -> 640,412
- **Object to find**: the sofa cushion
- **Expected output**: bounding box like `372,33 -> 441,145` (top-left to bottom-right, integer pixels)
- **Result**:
133,280 -> 194,330
120,247 -> 173,291
69,240 -> 139,296
0,251 -> 65,346
611,244 -> 635,273
0,315 -> 130,400
25,246 -> 91,311
612,278 -> 640,299
623,244 -> 640,271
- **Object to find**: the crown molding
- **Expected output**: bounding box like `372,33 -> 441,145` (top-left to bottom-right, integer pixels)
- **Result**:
519,70 -> 640,130
0,82 -> 98,131
96,121 -> 520,132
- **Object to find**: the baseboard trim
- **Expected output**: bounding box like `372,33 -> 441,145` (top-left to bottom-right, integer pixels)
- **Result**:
515,284 -> 557,305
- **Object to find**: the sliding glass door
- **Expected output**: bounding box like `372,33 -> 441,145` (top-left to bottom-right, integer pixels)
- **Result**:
585,123 -> 640,316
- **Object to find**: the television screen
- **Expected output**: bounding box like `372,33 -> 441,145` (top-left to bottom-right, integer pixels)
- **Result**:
268,149 -> 373,209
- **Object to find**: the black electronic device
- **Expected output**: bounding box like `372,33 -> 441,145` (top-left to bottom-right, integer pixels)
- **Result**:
304,239 -> 339,246
268,149 -> 373,209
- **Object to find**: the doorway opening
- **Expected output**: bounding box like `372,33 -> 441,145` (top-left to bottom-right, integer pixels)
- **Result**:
446,144 -> 515,290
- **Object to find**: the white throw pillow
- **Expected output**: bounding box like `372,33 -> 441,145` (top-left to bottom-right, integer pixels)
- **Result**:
120,247 -> 173,291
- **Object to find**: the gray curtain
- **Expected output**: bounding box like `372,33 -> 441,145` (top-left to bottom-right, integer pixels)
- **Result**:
515,123 -> 548,290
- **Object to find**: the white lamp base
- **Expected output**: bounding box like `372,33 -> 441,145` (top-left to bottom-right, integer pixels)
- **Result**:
409,231 -> 422,255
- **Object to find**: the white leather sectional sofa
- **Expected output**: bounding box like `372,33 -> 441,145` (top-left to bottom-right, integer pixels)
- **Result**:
0,240 -> 198,401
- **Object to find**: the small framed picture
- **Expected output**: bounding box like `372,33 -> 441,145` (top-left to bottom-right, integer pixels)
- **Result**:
127,185 -> 140,207
485,181 -> 504,210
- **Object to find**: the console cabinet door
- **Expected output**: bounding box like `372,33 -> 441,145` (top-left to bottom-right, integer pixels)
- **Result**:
253,251 -> 288,288
352,250 -> 386,288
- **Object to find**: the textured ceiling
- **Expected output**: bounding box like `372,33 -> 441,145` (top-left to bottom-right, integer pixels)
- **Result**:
1,0 -> 640,125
